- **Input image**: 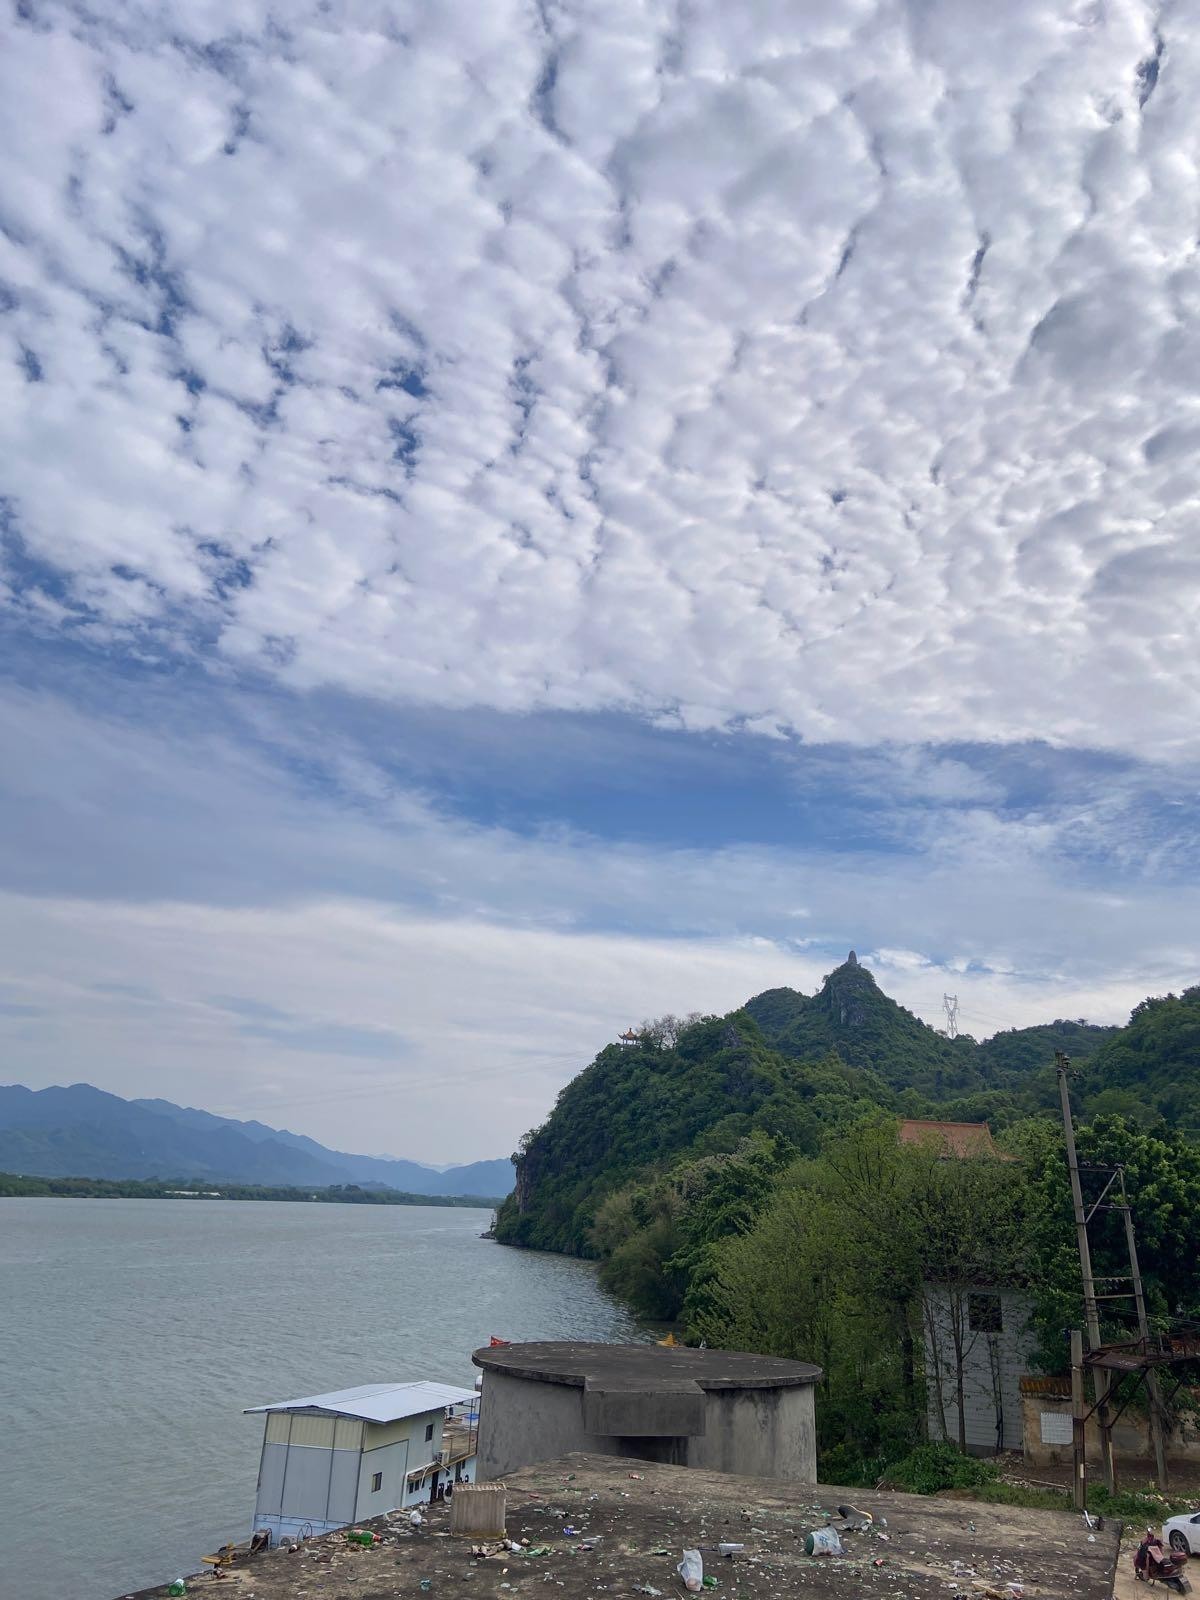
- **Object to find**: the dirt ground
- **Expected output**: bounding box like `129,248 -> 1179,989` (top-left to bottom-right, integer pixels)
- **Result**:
119,1452 -> 1122,1600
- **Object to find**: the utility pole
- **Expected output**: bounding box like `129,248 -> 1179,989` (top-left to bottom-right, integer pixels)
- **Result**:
1057,1053 -> 1116,1491
1119,1168 -> 1169,1486
1070,1328 -> 1087,1511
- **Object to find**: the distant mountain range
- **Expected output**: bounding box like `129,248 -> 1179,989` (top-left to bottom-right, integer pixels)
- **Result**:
0,1083 -> 513,1196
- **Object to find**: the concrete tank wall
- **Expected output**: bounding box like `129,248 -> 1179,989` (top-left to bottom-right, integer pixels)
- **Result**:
476,1371 -> 817,1483
685,1386 -> 816,1480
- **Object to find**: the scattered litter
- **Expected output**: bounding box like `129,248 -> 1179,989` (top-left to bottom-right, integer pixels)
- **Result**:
628,1472 -> 645,1480
636,1586 -> 663,1596
702,1576 -> 720,1588
410,1510 -> 425,1527
679,1548 -> 705,1592
805,1527 -> 844,1557
419,1581 -> 432,1592
718,1542 -> 744,1557
168,1584 -> 187,1598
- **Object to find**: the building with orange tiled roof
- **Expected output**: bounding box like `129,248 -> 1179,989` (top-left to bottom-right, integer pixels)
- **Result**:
897,1118 -> 1013,1159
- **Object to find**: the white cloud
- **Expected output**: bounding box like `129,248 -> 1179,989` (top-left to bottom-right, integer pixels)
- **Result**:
1,679 -> 1198,1158
1,889 -> 1189,1162
2,0 -> 1198,756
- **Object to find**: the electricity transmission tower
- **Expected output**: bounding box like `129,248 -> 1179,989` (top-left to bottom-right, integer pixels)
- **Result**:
942,994 -> 959,1039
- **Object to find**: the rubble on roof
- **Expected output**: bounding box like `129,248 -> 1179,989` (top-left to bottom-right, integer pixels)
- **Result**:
117,1452 -> 1121,1600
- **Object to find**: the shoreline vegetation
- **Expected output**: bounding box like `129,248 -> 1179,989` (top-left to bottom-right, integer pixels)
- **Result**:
0,1171 -> 502,1207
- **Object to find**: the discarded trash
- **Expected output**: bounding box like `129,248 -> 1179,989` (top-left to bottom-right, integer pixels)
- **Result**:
345,1529 -> 376,1546
168,1584 -> 187,1598
805,1528 -> 845,1557
718,1543 -> 745,1557
410,1510 -> 425,1527
628,1472 -> 645,1480
563,1525 -> 578,1535
679,1548 -> 705,1592
419,1582 -> 432,1593
636,1586 -> 663,1596
702,1577 -> 720,1589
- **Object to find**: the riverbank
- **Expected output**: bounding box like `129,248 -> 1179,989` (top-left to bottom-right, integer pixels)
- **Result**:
0,1171 -> 503,1205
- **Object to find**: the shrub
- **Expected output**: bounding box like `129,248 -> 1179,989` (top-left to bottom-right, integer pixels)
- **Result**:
879,1443 -> 998,1495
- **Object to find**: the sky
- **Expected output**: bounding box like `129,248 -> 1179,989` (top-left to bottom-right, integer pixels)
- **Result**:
1,0 -> 1198,1162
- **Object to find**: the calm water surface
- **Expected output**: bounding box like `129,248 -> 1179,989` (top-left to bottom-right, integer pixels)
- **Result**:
0,1199 -> 645,1600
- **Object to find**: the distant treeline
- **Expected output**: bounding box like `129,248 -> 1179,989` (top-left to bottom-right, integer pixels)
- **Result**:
0,1172 -> 501,1206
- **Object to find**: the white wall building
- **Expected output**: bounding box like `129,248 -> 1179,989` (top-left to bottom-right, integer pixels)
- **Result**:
245,1380 -> 478,1541
922,1284 -> 1034,1454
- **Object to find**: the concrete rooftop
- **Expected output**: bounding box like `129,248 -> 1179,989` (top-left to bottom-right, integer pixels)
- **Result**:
118,1451 -> 1121,1600
472,1341 -> 822,1389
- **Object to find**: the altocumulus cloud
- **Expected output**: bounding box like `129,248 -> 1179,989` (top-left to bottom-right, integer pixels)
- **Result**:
1,0 -> 1197,754
3,0 -> 1200,1158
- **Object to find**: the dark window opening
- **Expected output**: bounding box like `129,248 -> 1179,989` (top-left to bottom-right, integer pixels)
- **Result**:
371,1471 -> 383,1493
425,1422 -> 435,1442
968,1292 -> 1003,1333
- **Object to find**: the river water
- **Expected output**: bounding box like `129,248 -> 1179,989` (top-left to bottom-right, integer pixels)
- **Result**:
0,1198 -> 645,1600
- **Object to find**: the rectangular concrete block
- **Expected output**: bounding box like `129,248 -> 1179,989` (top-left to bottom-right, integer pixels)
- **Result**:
450,1484 -> 508,1538
582,1380 -> 706,1438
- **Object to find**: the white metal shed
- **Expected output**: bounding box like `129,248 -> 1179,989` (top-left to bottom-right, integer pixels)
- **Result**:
245,1381 -> 478,1541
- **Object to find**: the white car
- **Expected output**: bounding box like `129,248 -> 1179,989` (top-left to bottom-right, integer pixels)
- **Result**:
1164,1512 -> 1200,1557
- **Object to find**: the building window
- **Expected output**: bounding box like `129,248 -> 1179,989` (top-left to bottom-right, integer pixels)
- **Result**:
425,1422 -> 435,1442
371,1471 -> 383,1493
968,1292 -> 1003,1333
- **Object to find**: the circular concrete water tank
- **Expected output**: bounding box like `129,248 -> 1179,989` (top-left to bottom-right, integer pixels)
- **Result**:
472,1341 -> 822,1482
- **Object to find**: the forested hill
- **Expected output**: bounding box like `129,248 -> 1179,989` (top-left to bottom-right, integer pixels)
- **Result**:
743,953 -> 1116,1097
493,956 -> 1178,1257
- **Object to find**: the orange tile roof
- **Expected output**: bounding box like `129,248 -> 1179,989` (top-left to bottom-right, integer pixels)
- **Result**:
897,1119 -> 1011,1158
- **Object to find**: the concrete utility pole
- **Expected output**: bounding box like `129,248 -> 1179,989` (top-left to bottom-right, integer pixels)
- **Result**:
1070,1328 -> 1087,1512
1119,1168 -> 1169,1487
1056,1053 -> 1116,1491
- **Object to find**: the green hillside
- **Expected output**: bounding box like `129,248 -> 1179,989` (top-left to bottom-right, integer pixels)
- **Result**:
495,956 -> 1183,1258
1078,986 -> 1200,1131
744,953 -> 976,1096
497,1008 -> 891,1254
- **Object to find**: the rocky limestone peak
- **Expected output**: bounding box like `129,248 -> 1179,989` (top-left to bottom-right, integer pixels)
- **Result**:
820,951 -> 879,1026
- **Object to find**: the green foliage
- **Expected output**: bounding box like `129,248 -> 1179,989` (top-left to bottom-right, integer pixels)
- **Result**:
1078,987 -> 1200,1131
1004,1114 -> 1200,1369
493,1002 -> 881,1254
497,956 -> 1200,1481
594,1133 -> 787,1323
878,1442 -> 998,1495
497,958 -> 1154,1263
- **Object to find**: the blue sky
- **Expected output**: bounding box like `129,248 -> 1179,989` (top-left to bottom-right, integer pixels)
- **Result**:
1,0 -> 1198,1159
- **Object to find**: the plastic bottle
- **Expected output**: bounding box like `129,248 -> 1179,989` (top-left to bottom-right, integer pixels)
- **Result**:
168,1583 -> 187,1597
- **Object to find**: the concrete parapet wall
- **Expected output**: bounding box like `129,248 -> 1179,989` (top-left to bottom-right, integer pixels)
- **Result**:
476,1368 -> 817,1482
